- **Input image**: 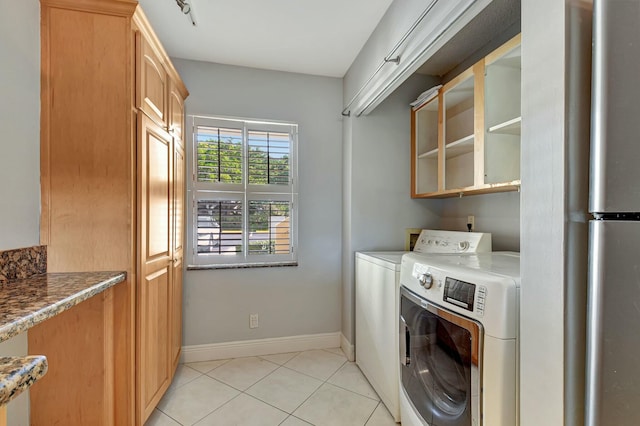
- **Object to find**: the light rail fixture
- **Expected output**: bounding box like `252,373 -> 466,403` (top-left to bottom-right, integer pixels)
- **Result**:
175,0 -> 197,26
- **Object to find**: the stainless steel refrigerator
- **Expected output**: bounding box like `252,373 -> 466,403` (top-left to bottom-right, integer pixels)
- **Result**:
586,0 -> 640,424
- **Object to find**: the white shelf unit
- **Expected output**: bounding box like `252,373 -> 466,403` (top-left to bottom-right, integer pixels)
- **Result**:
444,74 -> 475,190
484,41 -> 521,184
410,34 -> 521,198
488,116 -> 521,135
445,134 -> 475,157
414,96 -> 439,194
418,148 -> 438,159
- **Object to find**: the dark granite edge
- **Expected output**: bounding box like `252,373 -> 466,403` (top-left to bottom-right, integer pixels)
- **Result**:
0,355 -> 48,406
187,261 -> 298,270
0,272 -> 126,344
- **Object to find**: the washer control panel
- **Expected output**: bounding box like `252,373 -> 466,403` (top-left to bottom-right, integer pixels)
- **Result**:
412,230 -> 492,254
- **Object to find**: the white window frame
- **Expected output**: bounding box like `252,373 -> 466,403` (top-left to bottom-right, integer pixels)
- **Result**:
187,115 -> 298,268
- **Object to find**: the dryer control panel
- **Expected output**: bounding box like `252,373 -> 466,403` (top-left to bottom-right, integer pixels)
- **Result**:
443,277 -> 476,312
401,252 -> 520,339
411,263 -> 487,317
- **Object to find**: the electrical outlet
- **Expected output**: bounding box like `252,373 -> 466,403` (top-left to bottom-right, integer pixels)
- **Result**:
467,215 -> 475,231
249,314 -> 259,329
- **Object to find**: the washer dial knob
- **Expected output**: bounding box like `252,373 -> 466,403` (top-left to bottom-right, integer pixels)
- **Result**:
418,273 -> 434,289
458,241 -> 470,251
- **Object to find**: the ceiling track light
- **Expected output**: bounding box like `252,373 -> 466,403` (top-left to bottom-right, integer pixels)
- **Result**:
175,0 -> 197,26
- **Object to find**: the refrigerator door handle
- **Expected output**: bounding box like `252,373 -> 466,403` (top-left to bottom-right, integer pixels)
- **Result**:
585,221 -> 605,426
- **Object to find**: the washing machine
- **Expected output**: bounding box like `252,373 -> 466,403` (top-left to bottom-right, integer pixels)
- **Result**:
398,252 -> 520,426
355,230 -> 492,422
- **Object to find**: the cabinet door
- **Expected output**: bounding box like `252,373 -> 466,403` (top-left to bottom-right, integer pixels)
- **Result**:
168,80 -> 185,143
412,95 -> 441,196
137,34 -> 167,126
484,34 -> 521,185
442,65 -> 479,191
138,114 -> 173,424
170,140 -> 185,373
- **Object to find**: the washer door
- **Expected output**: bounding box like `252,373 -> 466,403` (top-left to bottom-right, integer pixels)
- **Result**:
400,286 -> 482,426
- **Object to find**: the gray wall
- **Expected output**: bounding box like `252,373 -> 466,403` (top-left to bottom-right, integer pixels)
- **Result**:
341,74 -> 443,344
0,0 -> 40,424
173,59 -> 344,345
0,0 -> 40,251
520,0 -> 592,425
520,0 -> 566,418
441,192 -> 520,251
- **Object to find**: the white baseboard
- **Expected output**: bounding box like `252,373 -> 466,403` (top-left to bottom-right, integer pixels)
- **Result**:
181,332 -> 342,363
340,333 -> 355,362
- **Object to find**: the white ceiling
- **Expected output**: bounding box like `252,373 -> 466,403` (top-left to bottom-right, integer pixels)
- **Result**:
137,0 -> 394,78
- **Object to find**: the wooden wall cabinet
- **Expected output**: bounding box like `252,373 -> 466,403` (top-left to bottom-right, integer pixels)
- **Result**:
37,1 -> 188,425
169,79 -> 186,142
411,34 -> 521,198
138,35 -> 168,127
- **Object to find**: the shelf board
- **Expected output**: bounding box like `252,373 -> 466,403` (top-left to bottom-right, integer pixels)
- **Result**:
488,117 -> 521,135
412,180 -> 521,199
445,134 -> 474,158
418,147 -> 438,159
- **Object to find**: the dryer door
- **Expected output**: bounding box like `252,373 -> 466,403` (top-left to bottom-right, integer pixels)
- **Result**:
400,286 -> 483,426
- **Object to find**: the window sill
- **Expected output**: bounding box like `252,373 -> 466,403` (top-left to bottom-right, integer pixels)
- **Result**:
187,261 -> 298,271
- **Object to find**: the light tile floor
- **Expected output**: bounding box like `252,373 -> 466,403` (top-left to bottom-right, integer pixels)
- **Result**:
145,348 -> 397,426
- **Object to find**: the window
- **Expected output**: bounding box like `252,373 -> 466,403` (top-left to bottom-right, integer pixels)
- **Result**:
189,116 -> 298,267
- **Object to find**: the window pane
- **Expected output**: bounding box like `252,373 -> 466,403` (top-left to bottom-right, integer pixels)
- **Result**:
248,201 -> 291,254
196,126 -> 243,183
197,200 -> 243,254
248,131 -> 290,185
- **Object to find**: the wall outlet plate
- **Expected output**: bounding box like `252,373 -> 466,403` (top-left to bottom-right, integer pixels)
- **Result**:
249,314 -> 259,329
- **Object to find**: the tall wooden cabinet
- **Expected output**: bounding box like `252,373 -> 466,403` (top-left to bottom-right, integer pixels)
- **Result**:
137,115 -> 174,421
35,1 -> 188,424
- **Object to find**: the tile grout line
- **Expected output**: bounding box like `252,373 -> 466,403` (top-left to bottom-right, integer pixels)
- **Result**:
189,392 -> 247,426
239,354 -> 350,425
157,349 -> 382,426
364,401 -> 384,426
242,365 -> 320,421
323,361 -> 381,403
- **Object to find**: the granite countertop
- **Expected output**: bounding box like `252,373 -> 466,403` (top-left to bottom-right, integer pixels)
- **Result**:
0,271 -> 125,407
0,356 -> 48,406
0,271 -> 126,343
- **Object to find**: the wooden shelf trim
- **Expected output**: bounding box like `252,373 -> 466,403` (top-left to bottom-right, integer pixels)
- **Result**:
485,33 -> 522,65
413,180 -> 521,199
40,0 -> 137,17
